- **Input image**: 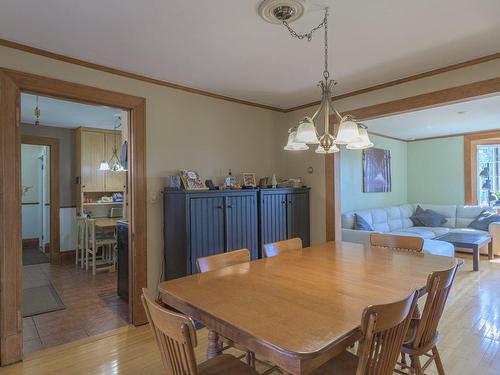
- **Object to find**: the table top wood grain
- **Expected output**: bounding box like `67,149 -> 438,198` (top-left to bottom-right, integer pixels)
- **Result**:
95,217 -> 120,229
158,241 -> 459,374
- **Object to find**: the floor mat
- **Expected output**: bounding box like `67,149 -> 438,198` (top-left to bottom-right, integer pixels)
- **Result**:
23,283 -> 65,317
23,247 -> 49,266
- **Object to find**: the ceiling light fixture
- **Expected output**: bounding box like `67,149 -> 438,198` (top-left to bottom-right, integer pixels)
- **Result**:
274,6 -> 373,154
98,114 -> 127,172
34,96 -> 41,126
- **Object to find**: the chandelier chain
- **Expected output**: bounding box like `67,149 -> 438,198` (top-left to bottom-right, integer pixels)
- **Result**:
282,8 -> 328,42
323,8 -> 329,79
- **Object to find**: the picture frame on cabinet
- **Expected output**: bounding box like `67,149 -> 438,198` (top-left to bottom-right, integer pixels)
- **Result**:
242,173 -> 257,187
180,170 -> 208,191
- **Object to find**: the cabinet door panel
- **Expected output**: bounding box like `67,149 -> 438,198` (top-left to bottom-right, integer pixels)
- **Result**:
189,197 -> 225,273
81,131 -> 105,191
104,132 -> 126,192
261,193 -> 287,248
226,195 -> 258,259
287,192 -> 310,247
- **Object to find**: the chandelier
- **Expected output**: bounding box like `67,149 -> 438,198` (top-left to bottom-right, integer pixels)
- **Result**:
278,7 -> 373,153
99,114 -> 127,172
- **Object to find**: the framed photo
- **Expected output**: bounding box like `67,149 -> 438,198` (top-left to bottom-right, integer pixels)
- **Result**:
363,148 -> 391,192
242,173 -> 257,187
180,170 -> 208,191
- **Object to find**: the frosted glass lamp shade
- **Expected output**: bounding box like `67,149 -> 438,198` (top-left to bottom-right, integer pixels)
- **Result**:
99,160 -> 110,171
294,117 -> 319,144
284,131 -> 309,151
336,119 -> 361,144
346,127 -> 374,149
315,144 -> 339,154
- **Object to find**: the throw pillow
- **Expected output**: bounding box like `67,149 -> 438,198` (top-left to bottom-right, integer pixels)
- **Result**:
410,205 -> 447,227
354,214 -> 373,231
410,205 -> 425,226
468,210 -> 500,231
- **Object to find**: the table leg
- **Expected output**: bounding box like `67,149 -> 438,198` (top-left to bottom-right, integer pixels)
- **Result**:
207,330 -> 221,359
473,245 -> 479,272
488,242 -> 494,260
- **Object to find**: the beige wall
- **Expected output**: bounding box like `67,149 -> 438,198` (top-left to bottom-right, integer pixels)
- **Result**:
0,45 -> 284,290
3,44 -> 500,287
278,58 -> 500,245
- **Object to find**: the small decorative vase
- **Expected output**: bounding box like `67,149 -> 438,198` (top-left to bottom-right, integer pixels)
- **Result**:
271,173 -> 277,188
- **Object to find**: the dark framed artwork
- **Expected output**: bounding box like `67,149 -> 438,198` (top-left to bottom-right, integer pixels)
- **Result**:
363,148 -> 391,193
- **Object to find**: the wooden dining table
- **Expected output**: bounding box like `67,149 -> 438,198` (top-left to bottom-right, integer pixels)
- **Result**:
158,241 -> 460,375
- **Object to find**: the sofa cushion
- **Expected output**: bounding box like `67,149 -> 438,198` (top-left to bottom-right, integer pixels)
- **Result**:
416,204 -> 456,228
388,229 -> 435,239
411,226 -> 450,237
371,208 -> 390,232
422,240 -> 455,257
354,213 -> 373,231
399,204 -> 414,228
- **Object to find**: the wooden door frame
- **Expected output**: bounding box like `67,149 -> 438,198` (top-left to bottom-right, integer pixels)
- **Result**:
0,68 -> 147,366
21,135 -> 60,264
325,76 -> 500,241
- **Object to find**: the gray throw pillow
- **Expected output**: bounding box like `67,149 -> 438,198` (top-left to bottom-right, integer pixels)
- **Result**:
468,211 -> 500,231
354,214 -> 373,231
410,205 -> 447,227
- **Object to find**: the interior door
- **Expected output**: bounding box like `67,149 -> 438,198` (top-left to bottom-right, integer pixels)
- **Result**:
189,196 -> 225,273
287,192 -> 310,247
80,130 -> 105,191
260,192 -> 287,249
225,194 -> 258,259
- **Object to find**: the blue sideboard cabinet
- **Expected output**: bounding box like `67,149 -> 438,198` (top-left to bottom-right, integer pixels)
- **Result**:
259,188 -> 310,255
163,189 -> 259,279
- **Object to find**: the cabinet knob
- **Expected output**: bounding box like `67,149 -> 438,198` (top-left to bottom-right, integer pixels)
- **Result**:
217,205 -> 223,209
227,204 -> 233,208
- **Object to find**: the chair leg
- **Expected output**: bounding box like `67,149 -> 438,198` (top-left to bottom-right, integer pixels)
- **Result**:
432,346 -> 445,375
410,355 -> 423,375
245,351 -> 255,368
85,249 -> 89,271
92,248 -> 96,275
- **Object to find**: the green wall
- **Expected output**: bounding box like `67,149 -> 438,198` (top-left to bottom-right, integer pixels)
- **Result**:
341,135 -> 408,212
407,136 -> 464,205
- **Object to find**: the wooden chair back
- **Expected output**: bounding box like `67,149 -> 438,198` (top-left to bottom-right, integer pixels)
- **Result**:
263,237 -> 303,258
141,288 -> 199,375
356,290 -> 418,375
411,264 -> 458,350
196,248 -> 250,273
85,218 -> 96,250
370,233 -> 424,252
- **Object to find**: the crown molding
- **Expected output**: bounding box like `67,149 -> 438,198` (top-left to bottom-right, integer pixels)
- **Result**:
1,38 -> 500,115
0,38 -> 286,113
285,52 -> 500,113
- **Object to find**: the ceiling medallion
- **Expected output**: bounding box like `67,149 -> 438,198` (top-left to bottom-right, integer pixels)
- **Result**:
258,0 -> 304,24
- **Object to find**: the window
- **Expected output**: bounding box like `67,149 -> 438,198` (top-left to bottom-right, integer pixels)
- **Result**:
477,145 -> 500,206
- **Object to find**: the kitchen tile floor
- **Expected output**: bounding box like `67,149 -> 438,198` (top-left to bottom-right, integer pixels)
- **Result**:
22,259 -> 128,355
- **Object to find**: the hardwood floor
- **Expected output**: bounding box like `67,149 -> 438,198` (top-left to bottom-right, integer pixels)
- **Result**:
3,254 -> 500,374
22,259 -> 128,355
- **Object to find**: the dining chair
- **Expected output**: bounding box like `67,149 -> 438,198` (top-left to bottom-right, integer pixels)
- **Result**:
76,216 -> 86,268
311,290 -> 418,375
141,288 -> 258,375
370,233 -> 424,252
195,248 -> 251,273
85,218 -> 117,275
263,237 -> 303,258
397,264 -> 459,375
195,249 -> 256,367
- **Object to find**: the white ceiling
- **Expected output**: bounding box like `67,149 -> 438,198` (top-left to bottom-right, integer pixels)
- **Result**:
364,94 -> 500,140
1,0 -> 500,110
21,93 -> 121,129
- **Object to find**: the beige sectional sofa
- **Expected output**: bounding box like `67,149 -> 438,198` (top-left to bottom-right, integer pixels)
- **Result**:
342,203 -> 500,257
